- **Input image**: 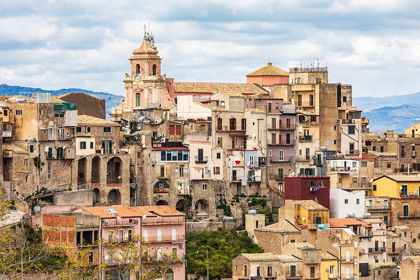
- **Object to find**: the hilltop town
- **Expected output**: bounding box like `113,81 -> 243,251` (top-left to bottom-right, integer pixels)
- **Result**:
2,34 -> 420,280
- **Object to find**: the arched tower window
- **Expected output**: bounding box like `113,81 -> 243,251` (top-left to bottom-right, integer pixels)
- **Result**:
152,64 -> 157,75
136,64 -> 140,74
136,93 -> 141,107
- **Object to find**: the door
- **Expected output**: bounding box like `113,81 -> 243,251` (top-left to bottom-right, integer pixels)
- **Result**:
171,228 -> 177,241
309,94 -> 314,106
241,119 -> 246,130
271,118 -> 276,129
298,95 -> 302,106
157,228 -> 162,242
392,242 -> 396,253
290,266 -> 296,277
217,118 -> 222,130
143,229 -> 148,242
316,216 -> 321,224
198,149 -> 203,162
232,170 -> 237,181
349,143 -> 354,154
271,133 -> 276,145
286,133 -> 291,144
310,267 -> 315,278
230,118 -> 236,131
402,185 -> 408,196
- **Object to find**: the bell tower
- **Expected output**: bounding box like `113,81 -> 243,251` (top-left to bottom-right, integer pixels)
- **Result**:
123,30 -> 167,110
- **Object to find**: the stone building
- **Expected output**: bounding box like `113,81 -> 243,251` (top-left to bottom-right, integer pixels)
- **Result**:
59,92 -> 106,119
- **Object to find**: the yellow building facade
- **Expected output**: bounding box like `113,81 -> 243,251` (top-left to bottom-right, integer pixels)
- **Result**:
372,175 -> 420,197
320,252 -> 339,279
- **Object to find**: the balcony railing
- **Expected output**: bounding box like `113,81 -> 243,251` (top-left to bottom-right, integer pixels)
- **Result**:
298,135 -> 313,142
107,178 -> 122,184
344,150 -> 360,156
297,101 -> 315,108
142,217 -> 184,225
366,206 -> 391,212
216,125 -> 246,131
270,156 -> 294,162
280,124 -> 296,130
368,247 -> 386,253
285,276 -> 302,280
267,124 -> 280,130
340,257 -> 356,263
341,119 -> 356,125
296,155 -> 311,162
268,139 -> 295,145
195,155 -> 208,164
339,183 -> 369,190
144,234 -> 186,243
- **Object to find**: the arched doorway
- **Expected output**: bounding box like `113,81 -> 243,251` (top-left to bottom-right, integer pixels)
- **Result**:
154,181 -> 170,194
176,199 -> 189,215
164,268 -> 174,280
107,157 -> 122,184
93,188 -> 100,205
195,199 -> 209,218
156,200 -> 168,206
108,189 -> 121,205
77,157 -> 87,189
152,64 -> 157,75
91,156 -> 100,183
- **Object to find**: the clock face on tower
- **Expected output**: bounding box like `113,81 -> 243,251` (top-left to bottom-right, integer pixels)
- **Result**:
136,76 -> 140,82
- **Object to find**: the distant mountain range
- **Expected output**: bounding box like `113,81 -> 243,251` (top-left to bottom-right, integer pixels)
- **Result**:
0,84 -> 122,119
0,84 -> 418,132
353,92 -> 420,133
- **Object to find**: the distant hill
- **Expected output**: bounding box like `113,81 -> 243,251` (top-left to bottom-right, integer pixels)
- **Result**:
0,84 -> 122,119
353,91 -> 420,133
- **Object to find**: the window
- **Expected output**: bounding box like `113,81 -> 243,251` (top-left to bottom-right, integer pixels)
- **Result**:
216,152 -> 221,159
344,199 -> 348,204
136,93 -> 141,107
15,110 -> 22,116
214,167 -> 220,175
202,184 -> 207,191
361,161 -> 367,167
278,169 -> 283,179
160,150 -> 189,161
267,266 -> 272,277
160,166 -> 165,177
244,265 -> 248,277
152,64 -> 157,75
103,127 -> 112,133
172,247 -> 178,256
86,127 -> 91,133
143,229 -> 148,242
29,145 -> 34,153
356,199 -> 360,204
76,126 -> 82,133
333,126 -> 336,131
54,112 -> 64,118
279,150 -> 284,161
48,127 -> 54,140
47,162 -> 52,180
372,146 -> 376,151
387,162 -> 391,168
24,159 -> 28,166
348,125 -> 355,134
353,177 -> 357,183
290,265 -> 296,277
80,141 -> 86,149
373,184 -> 377,191
119,230 -> 124,243
343,96 -> 347,102
269,150 -> 272,156
179,166 -> 184,177
90,142 -> 94,149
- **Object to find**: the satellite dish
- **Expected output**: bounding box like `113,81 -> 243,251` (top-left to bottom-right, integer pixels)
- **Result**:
178,186 -> 182,190
142,215 -> 147,219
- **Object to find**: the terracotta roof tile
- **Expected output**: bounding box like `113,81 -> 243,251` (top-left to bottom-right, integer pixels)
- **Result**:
255,219 -> 301,233
321,252 -> 338,261
241,253 -> 300,262
174,82 -> 268,96
79,205 -> 184,218
329,218 -> 372,228
78,115 -> 120,126
247,63 -> 289,77
290,242 -> 317,249
294,200 -> 328,211
374,174 -> 420,182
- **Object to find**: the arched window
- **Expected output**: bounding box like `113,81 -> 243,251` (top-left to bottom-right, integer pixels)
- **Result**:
152,64 -> 157,75
136,93 -> 141,107
136,64 -> 140,74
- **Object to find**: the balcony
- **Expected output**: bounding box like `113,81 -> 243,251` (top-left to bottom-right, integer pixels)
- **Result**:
341,119 -> 356,125
388,249 -> 400,255
329,166 -> 358,173
297,101 -> 315,108
298,135 -> 313,142
216,125 -> 246,132
195,155 -> 208,164
102,219 -> 139,228
340,257 -> 356,263
368,247 -> 386,253
267,124 -> 280,130
270,156 -> 294,163
144,234 -> 186,243
248,176 -> 262,182
285,275 -> 302,280
142,217 -> 184,225
107,178 -> 122,184
280,123 -> 296,130
268,139 -> 295,145
366,206 -> 391,212
296,155 -> 311,162
339,183 -> 370,190
344,150 -> 360,156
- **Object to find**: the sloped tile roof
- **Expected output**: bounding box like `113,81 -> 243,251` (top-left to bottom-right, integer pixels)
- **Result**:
329,218 -> 372,228
174,82 -> 268,96
321,252 -> 338,261
78,114 -> 120,126
255,219 -> 301,233
294,200 -> 328,211
247,63 -> 289,77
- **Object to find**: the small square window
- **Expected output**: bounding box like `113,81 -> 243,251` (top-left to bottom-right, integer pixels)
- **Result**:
373,185 -> 377,191
86,127 -> 91,133
344,199 -> 348,204
90,142 -> 94,149
202,184 -> 207,191
216,153 -> 221,159
103,127 -> 111,133
356,199 -> 360,204
333,126 -> 336,131
76,127 -> 82,133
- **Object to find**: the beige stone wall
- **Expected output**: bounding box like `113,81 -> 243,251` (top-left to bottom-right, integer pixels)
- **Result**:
54,189 -> 93,206
254,230 -> 302,254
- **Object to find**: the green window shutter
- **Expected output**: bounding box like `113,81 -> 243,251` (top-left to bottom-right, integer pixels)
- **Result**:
373,185 -> 377,191
90,142 -> 94,149
29,145 -> 34,153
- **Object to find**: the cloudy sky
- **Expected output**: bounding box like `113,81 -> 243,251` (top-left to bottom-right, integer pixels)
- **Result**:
1,0 -> 420,98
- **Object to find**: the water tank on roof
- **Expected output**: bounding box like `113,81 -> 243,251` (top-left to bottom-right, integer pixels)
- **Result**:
223,216 -> 234,222
348,213 -> 356,218
33,206 -> 41,213
26,136 -> 36,142
248,210 -> 257,215
363,213 -> 372,218
317,224 -> 327,229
